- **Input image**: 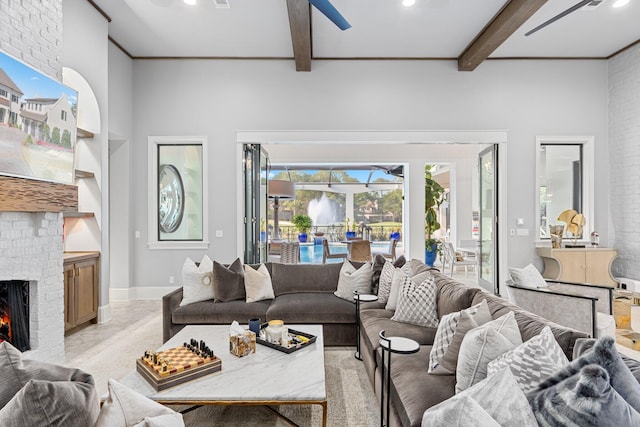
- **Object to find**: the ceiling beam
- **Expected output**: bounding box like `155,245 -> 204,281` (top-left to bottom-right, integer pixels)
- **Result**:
458,0 -> 548,71
287,0 -> 312,72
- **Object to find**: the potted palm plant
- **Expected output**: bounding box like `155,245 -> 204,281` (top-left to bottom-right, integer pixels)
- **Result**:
425,165 -> 445,266
292,214 -> 312,243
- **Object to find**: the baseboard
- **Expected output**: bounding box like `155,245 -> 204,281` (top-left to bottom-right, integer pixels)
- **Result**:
97,304 -> 111,323
109,286 -> 180,301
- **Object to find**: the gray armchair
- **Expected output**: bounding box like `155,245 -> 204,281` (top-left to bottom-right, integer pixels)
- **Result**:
505,279 -> 614,338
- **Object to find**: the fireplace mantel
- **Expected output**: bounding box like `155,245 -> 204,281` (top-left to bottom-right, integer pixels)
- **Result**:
0,176 -> 77,212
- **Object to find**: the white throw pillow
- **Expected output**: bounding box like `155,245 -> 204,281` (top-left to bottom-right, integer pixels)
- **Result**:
179,255 -> 214,306
508,264 -> 547,289
244,264 -> 275,303
390,274 -> 439,327
377,261 -> 395,305
96,379 -> 184,427
487,326 -> 569,393
385,269 -> 430,311
334,261 -> 372,301
456,311 -> 523,393
422,368 -> 537,427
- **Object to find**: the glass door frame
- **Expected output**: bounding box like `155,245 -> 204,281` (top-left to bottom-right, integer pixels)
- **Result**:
478,145 -> 499,294
243,144 -> 269,264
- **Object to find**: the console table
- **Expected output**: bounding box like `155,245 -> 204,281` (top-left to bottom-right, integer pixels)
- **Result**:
536,247 -> 617,287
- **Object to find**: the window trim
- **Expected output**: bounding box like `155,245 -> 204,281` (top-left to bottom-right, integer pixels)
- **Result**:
535,136 -> 594,244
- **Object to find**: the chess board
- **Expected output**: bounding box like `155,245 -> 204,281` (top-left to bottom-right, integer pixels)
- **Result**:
136,344 -> 222,391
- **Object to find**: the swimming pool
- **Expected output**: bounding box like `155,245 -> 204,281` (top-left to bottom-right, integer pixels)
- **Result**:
298,242 -> 393,264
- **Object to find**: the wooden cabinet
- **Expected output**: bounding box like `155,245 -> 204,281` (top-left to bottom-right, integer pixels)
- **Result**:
64,252 -> 99,332
536,247 -> 617,287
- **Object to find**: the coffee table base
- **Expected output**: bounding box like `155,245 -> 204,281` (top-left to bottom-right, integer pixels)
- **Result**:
164,399 -> 327,427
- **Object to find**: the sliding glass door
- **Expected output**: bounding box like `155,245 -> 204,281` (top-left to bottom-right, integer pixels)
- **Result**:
478,145 -> 499,294
243,144 -> 269,264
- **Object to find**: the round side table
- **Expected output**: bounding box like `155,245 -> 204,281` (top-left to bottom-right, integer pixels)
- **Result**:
353,291 -> 378,361
378,330 -> 419,427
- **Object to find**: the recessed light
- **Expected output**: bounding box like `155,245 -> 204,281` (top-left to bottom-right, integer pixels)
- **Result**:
612,0 -> 629,7
184,0 -> 196,5
402,0 -> 416,6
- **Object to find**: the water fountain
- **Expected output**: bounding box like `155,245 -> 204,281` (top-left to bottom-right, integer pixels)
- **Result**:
308,194 -> 340,226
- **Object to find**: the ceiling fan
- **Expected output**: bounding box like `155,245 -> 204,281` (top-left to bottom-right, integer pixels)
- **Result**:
307,0 -> 351,30
525,0 -> 599,36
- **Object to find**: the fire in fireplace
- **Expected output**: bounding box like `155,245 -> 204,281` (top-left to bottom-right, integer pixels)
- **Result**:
0,281 -> 30,352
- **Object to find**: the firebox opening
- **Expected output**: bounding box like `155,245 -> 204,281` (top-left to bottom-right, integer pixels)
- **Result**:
0,281 -> 30,352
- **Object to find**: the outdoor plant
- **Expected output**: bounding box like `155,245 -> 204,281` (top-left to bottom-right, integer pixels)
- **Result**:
425,164 -> 446,255
292,214 -> 312,234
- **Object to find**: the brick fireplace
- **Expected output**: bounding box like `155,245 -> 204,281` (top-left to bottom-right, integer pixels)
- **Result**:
0,211 -> 65,362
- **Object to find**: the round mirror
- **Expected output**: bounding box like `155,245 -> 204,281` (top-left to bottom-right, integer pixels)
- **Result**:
158,164 -> 185,233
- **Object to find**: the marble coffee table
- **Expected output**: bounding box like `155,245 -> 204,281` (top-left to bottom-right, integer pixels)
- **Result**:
117,324 -> 327,426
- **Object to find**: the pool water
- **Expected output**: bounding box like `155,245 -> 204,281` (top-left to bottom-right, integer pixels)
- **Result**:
299,242 -> 391,264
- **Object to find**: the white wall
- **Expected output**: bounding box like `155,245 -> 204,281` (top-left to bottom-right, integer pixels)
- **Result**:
609,43 -> 640,279
126,58 -> 609,289
108,42 -> 133,290
62,0 -> 111,315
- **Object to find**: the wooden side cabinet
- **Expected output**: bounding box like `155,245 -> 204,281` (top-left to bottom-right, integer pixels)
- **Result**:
536,247 -> 617,287
64,252 -> 99,332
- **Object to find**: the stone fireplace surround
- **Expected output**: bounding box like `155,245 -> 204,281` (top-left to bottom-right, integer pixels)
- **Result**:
0,211 -> 65,362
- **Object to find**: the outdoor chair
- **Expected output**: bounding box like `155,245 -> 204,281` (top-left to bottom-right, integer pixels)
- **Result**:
280,242 -> 300,264
322,239 -> 347,264
347,240 -> 371,263
371,239 -> 398,262
442,242 -> 476,276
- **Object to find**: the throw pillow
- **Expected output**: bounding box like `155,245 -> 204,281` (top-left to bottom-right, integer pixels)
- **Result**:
179,255 -> 214,306
334,261 -> 372,301
0,341 -> 97,410
528,364 -> 640,426
96,379 -> 185,427
244,264 -> 275,303
508,264 -> 547,289
487,326 -> 569,393
212,258 -> 245,302
421,395 -> 500,427
422,368 -> 537,427
409,258 -> 432,276
456,311 -> 523,393
429,299 -> 492,374
0,379 -> 100,427
371,254 -> 387,295
390,274 -> 438,327
376,260 -> 396,305
533,335 -> 640,413
385,269 -> 430,311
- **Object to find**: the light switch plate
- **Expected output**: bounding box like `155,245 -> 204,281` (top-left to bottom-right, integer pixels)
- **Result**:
215,230 -> 223,238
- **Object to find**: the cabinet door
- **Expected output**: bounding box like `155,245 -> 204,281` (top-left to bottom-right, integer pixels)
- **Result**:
75,259 -> 99,325
552,250 -> 586,283
64,262 -> 75,331
585,251 -> 617,287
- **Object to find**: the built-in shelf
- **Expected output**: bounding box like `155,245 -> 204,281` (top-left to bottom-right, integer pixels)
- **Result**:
63,212 -> 95,219
74,169 -> 95,179
77,127 -> 94,139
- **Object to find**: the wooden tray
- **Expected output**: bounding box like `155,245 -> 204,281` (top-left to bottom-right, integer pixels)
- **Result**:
256,325 -> 317,354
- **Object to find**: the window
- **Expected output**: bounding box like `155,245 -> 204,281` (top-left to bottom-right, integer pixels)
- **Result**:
536,137 -> 594,240
11,95 -> 18,103
61,110 -> 67,121
0,89 -> 7,98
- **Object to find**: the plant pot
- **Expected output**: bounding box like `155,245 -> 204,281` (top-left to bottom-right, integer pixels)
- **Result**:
298,233 -> 308,243
425,244 -> 438,267
260,231 -> 266,242
346,231 -> 356,240
390,232 -> 400,240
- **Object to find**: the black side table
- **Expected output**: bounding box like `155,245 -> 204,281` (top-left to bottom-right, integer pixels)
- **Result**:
353,291 -> 378,361
379,330 -> 419,427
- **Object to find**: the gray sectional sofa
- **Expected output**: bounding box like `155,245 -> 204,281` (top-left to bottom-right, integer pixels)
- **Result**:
163,261 -> 364,345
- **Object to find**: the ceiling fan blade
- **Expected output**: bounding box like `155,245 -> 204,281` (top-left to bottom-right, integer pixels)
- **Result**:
307,0 -> 352,30
525,0 -> 592,36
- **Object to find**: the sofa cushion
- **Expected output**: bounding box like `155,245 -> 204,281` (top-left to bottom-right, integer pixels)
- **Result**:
270,263 -> 343,296
0,379 -> 100,427
96,379 -> 184,427
212,259 -> 245,302
456,311 -> 522,393
528,364 -> 640,426
267,293 -> 355,324
487,326 -> 569,393
334,261 -> 372,301
180,255 -> 214,306
433,272 -> 482,318
534,335 -> 640,413
471,291 -> 588,360
244,264 -> 275,303
382,345 -> 456,427
422,368 -> 537,427
429,299 -> 492,374
391,274 -> 438,327
0,341 -> 97,410
172,299 -> 270,325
